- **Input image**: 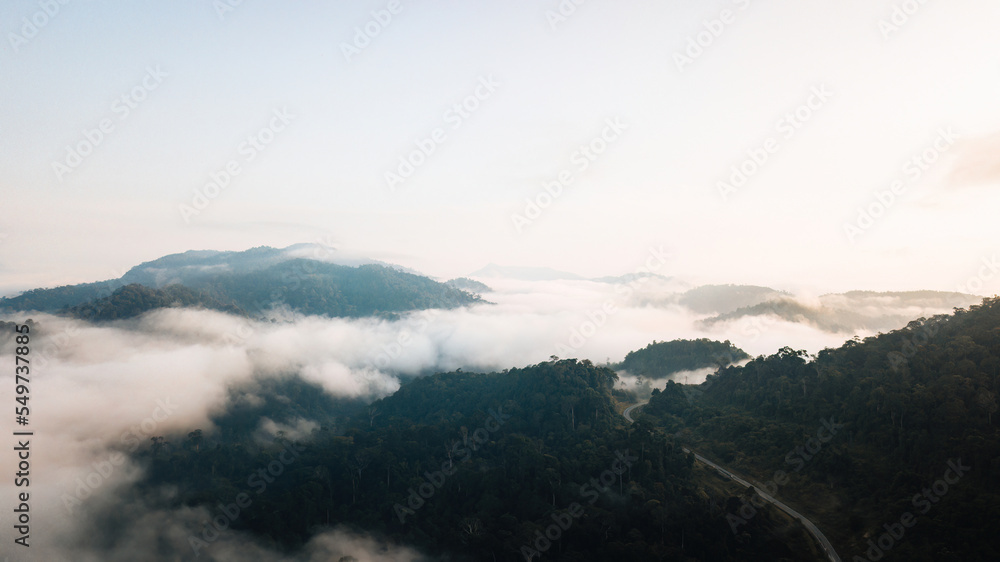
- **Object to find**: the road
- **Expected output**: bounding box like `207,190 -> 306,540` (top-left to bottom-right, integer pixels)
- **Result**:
623,400 -> 647,423
623,402 -> 841,562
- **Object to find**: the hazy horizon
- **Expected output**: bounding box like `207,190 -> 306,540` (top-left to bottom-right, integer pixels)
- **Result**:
3,0 -> 1000,298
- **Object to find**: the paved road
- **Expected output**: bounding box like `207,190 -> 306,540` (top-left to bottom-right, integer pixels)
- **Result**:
624,402 -> 841,562
623,400 -> 648,423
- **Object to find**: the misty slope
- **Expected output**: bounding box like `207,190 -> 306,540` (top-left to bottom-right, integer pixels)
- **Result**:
130,360 -> 817,561
678,284 -> 789,315
700,290 -> 982,333
0,246 -> 485,319
0,279 -> 126,312
468,263 -> 585,281
66,283 -> 246,321
446,277 -> 493,294
641,297 -> 1000,560
119,244 -> 412,288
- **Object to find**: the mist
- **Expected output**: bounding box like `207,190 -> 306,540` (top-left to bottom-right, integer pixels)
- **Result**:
0,274 -> 963,559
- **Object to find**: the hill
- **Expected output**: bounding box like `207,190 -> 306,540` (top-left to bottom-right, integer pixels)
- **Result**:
128,360 -> 819,561
701,290 -> 982,333
0,246 -> 485,320
641,297 -> 1000,560
616,338 -> 750,379
66,283 -> 245,321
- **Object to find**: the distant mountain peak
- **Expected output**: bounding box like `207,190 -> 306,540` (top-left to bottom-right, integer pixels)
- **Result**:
0,244 -> 481,319
468,263 -> 585,281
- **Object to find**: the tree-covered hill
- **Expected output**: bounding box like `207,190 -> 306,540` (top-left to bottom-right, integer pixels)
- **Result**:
125,360 -> 819,561
201,260 -> 485,318
0,247 -> 485,320
616,338 -> 749,379
66,283 -> 245,321
0,279 -> 125,313
642,297 -> 1000,561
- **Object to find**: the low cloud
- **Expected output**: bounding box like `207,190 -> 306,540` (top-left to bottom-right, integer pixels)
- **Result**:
1,275 -> 958,558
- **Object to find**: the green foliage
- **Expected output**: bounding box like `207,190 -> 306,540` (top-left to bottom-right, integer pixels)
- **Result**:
132,360 -> 811,561
617,338 -> 749,379
2,260 -> 485,320
204,260 -> 484,318
0,280 -> 124,312
643,297 -> 1000,560
67,283 -> 244,321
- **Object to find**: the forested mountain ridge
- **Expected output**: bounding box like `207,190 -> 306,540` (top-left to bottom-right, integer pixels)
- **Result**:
66,283 -> 246,321
0,247 -> 485,320
642,297 -> 1000,561
699,290 -> 981,333
129,360 -> 821,561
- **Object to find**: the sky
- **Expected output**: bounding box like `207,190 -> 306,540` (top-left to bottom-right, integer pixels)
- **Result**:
2,0 -> 1000,296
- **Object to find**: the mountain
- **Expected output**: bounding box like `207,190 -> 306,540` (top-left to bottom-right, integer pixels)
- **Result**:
66,283 -> 245,321
466,266 -> 689,289
641,296 -> 1000,560
0,279 -> 127,313
468,263 -> 585,281
700,290 -> 982,333
117,244 -> 408,288
446,277 -> 493,294
132,359 -> 817,561
592,271 -> 677,284
677,284 -> 789,315
0,246 -> 485,320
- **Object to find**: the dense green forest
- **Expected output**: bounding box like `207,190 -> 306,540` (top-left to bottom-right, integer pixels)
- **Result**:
126,361 -> 817,561
64,290 -> 1000,560
0,279 -> 125,312
616,339 -> 749,379
66,283 -> 245,320
447,277 -> 493,295
642,297 -> 1000,561
200,260 -> 485,318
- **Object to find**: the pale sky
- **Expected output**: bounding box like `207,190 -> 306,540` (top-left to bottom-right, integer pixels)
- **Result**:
2,0 -> 1000,296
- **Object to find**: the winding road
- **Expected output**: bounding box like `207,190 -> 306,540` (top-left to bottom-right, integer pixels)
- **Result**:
623,400 -> 647,423
623,401 -> 841,562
